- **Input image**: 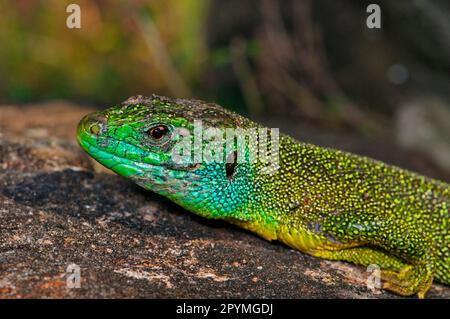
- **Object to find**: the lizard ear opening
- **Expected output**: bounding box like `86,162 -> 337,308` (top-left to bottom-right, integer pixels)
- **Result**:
225,151 -> 237,180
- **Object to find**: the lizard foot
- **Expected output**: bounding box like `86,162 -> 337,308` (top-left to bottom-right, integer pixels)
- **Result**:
382,264 -> 434,298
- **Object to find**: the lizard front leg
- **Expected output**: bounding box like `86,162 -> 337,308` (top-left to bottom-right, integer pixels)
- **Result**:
310,246 -> 433,297
318,213 -> 436,298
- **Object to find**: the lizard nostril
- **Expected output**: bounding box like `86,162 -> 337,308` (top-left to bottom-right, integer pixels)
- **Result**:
89,123 -> 101,135
79,112 -> 106,136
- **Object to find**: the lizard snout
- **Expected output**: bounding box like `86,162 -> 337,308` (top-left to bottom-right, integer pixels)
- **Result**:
77,112 -> 107,137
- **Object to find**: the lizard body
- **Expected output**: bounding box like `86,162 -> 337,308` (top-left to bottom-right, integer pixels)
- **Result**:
77,95 -> 449,297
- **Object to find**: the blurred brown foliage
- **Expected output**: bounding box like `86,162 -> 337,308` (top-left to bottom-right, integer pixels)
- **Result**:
0,0 -> 449,136
0,0 -> 207,104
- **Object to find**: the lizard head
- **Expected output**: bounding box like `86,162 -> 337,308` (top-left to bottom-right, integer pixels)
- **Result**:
76,95 -> 271,219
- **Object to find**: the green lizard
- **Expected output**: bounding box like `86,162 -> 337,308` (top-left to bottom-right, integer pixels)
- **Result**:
77,95 -> 449,298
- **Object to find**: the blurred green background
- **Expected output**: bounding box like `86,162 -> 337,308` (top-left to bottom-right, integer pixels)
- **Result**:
1,0 -> 449,172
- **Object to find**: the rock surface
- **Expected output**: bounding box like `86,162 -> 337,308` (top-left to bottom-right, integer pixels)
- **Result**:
0,101 -> 449,298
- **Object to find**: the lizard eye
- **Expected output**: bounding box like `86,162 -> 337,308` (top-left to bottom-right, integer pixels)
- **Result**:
146,125 -> 169,140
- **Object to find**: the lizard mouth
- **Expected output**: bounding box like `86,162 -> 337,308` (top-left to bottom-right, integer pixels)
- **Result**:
77,134 -> 203,197
77,112 -> 201,174
77,117 -> 201,187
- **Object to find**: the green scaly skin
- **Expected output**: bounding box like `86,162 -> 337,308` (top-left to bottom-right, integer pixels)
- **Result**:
77,95 -> 449,298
